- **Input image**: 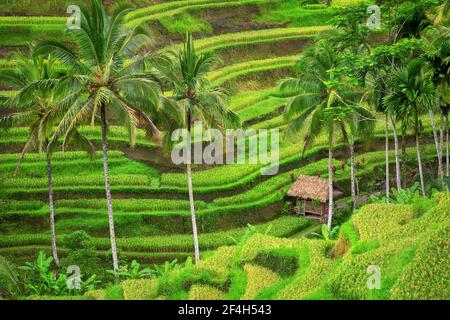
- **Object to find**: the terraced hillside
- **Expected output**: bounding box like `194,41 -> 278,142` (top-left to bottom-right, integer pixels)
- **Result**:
0,0 -> 448,301
72,192 -> 449,300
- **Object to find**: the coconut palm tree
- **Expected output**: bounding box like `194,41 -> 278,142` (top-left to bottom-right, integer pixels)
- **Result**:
280,40 -> 365,229
422,25 -> 450,179
158,33 -> 239,263
384,58 -> 436,196
343,103 -> 376,210
34,0 -> 162,271
0,51 -> 93,268
372,75 -> 397,197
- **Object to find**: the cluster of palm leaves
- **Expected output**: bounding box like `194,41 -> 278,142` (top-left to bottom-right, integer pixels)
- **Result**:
0,0 -> 237,270
280,40 -> 376,230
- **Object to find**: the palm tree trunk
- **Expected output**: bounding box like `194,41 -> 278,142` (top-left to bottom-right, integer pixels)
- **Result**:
100,104 -> 119,272
446,113 -> 449,177
350,134 -> 356,211
390,115 -> 401,191
186,110 -> 200,263
46,150 -> 59,267
439,110 -> 444,177
401,127 -> 407,189
327,126 -> 334,231
415,112 -> 426,196
429,110 -> 443,180
385,113 -> 390,202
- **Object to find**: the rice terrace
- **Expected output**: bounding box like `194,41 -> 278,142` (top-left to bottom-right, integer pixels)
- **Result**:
0,0 -> 448,303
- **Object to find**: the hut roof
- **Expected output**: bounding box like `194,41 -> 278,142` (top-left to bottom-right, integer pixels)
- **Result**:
287,175 -> 341,202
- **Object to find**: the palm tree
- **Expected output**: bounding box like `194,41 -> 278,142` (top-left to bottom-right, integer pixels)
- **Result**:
0,51 -> 93,267
159,33 -> 239,263
34,0 -> 162,271
280,41 -> 359,229
423,25 -> 450,179
384,59 -> 436,196
343,104 -> 375,210
372,70 -> 399,198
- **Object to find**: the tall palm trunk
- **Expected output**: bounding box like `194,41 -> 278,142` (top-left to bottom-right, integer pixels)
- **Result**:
100,104 -> 119,272
186,109 -> 200,263
327,127 -> 334,231
439,110 -> 444,178
446,113 -> 449,177
390,115 -> 401,190
385,113 -> 390,202
401,127 -> 407,189
349,134 -> 356,211
429,110 -> 443,180
415,111 -> 426,196
46,149 -> 59,267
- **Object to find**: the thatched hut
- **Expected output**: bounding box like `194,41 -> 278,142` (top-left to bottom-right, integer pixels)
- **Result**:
286,175 -> 344,222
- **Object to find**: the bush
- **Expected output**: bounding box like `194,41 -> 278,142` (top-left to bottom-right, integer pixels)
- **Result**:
60,248 -> 101,281
63,231 -> 93,251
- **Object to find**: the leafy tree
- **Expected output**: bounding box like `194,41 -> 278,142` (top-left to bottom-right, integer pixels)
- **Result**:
34,0 -> 163,271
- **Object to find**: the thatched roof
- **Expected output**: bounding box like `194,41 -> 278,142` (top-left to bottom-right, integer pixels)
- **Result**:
287,175 -> 342,202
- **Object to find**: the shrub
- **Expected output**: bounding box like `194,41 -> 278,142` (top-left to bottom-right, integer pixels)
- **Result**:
63,231 -> 93,251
